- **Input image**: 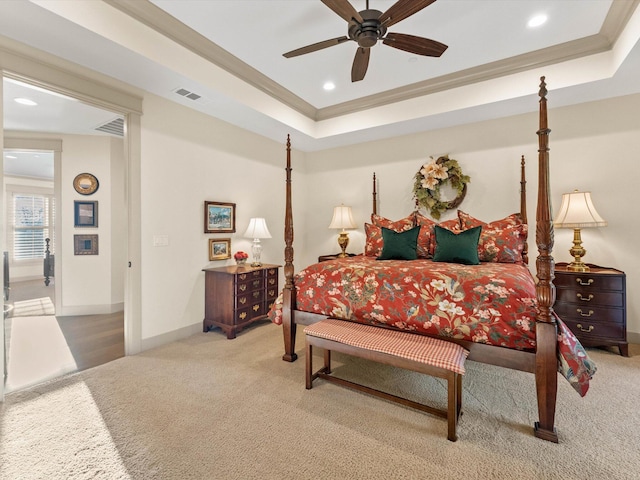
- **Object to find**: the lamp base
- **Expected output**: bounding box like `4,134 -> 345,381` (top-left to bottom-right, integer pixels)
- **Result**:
337,232 -> 350,258
567,228 -> 589,272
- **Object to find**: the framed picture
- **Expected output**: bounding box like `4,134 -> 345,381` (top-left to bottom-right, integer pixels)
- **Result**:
205,201 -> 236,233
74,200 -> 98,227
209,238 -> 231,261
74,234 -> 99,255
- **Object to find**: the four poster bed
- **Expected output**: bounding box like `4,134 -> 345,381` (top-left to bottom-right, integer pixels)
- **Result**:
270,78 -> 596,442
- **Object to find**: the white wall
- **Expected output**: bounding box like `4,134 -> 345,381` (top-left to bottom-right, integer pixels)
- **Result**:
303,93 -> 640,339
139,93 -> 308,343
59,134 -> 125,314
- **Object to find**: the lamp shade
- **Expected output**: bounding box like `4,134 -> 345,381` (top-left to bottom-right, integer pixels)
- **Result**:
553,190 -> 607,228
243,218 -> 272,239
328,205 -> 357,231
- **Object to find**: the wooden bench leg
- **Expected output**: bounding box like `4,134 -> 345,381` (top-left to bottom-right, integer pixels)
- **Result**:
306,342 -> 313,389
324,348 -> 331,374
447,372 -> 458,442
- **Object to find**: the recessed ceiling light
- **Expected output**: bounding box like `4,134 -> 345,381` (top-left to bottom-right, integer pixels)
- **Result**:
323,81 -> 336,91
5,155 -> 17,159
14,97 -> 38,106
528,14 -> 547,28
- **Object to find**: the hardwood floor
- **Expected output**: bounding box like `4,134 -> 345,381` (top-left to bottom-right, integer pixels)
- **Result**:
4,279 -> 125,393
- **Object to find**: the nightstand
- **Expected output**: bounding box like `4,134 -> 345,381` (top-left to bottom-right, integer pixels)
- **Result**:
554,262 -> 628,356
318,253 -> 357,262
203,264 -> 280,339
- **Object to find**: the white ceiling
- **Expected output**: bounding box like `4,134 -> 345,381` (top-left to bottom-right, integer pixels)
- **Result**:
1,0 -> 640,153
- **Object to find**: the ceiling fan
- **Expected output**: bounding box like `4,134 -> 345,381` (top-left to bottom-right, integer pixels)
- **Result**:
283,0 -> 448,82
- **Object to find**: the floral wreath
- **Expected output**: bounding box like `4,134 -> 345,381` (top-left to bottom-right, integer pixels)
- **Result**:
412,155 -> 470,220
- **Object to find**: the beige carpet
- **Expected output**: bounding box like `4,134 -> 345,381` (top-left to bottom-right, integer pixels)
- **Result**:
2,322 -> 639,479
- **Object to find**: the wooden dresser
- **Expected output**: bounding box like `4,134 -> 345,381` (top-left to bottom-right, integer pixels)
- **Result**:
203,264 -> 280,339
554,262 -> 628,356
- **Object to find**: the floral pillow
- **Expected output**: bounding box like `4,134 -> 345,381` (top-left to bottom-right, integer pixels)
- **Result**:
457,211 -> 527,263
364,223 -> 384,257
371,213 -> 416,232
415,212 -> 461,257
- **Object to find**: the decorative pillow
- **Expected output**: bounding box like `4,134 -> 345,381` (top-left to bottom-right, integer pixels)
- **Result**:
414,214 -> 436,259
415,212 -> 461,257
371,213 -> 416,232
433,225 -> 481,265
364,223 -> 384,257
457,211 -> 527,263
376,226 -> 420,260
458,210 -> 523,229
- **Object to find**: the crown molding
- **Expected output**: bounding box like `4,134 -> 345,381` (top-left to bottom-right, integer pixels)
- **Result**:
104,0 -> 637,122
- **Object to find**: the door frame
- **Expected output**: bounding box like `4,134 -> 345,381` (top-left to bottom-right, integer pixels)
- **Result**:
1,44 -> 143,401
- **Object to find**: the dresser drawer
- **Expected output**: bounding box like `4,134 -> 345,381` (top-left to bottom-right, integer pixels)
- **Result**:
562,318 -> 626,342
556,288 -> 623,308
555,303 -> 624,324
554,273 -> 623,291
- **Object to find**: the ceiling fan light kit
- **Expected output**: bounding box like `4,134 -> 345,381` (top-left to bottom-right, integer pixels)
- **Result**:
283,0 -> 447,82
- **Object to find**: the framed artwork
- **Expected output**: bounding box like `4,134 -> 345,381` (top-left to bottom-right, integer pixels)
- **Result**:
74,200 -> 98,227
205,201 -> 236,233
74,234 -> 99,255
73,173 -> 99,195
209,238 -> 231,261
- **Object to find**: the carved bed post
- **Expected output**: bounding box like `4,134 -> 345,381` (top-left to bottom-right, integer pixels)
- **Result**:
520,155 -> 529,265
534,77 -> 559,442
282,134 -> 298,362
372,172 -> 377,216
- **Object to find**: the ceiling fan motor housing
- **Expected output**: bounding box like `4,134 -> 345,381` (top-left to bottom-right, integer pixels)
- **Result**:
348,9 -> 386,48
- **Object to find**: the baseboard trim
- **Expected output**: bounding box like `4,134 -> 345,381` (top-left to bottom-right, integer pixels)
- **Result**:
140,321 -> 203,352
627,331 -> 640,345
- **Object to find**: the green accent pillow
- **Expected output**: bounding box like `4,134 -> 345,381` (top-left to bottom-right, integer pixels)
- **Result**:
376,226 -> 420,260
433,225 -> 482,265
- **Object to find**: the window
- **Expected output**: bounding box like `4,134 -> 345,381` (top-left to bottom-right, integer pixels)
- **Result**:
9,191 -> 55,262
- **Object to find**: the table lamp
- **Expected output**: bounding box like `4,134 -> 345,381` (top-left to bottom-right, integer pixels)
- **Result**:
328,205 -> 357,257
553,190 -> 607,272
243,218 -> 272,267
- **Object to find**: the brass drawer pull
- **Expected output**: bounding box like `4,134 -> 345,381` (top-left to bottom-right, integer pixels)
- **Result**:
253,305 -> 260,312
575,278 -> 593,286
239,285 -> 247,292
576,323 -> 594,333
239,312 -> 247,320
576,309 -> 593,317
576,293 -> 593,302
239,297 -> 247,305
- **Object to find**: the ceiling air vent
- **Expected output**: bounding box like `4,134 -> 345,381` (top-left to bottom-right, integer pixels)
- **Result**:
95,117 -> 124,137
174,87 -> 202,101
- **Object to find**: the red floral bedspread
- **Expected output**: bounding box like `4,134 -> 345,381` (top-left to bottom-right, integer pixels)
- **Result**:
269,257 -> 596,396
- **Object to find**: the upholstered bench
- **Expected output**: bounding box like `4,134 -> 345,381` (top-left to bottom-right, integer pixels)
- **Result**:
304,319 -> 469,441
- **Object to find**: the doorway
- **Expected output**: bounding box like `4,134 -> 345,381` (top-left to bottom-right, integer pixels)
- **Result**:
2,78 -> 127,393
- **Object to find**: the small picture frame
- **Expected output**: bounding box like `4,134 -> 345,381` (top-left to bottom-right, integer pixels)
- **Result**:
74,200 -> 98,227
205,201 -> 236,233
209,238 -> 231,261
74,234 -> 99,255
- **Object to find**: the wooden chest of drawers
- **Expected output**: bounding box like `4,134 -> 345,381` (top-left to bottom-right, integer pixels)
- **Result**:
203,264 -> 280,339
554,263 -> 628,356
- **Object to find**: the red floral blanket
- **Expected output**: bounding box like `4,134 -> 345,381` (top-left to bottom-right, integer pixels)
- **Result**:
269,257 -> 596,396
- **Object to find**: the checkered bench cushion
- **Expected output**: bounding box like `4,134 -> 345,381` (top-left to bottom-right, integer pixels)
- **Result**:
304,319 -> 468,375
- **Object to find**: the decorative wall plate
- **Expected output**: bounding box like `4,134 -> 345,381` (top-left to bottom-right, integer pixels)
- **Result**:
73,173 -> 99,195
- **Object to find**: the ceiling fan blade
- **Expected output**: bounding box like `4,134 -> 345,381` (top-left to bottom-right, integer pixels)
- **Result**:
283,36 -> 350,58
383,32 -> 448,57
351,47 -> 370,82
321,0 -> 364,24
378,0 -> 437,28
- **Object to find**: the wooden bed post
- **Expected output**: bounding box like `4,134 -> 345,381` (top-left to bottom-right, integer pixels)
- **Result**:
282,134 -> 298,362
520,155 -> 528,265
534,77 -> 559,442
372,172 -> 378,216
